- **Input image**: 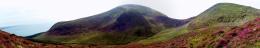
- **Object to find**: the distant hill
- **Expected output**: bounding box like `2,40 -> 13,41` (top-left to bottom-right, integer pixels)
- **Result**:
1,23 -> 55,36
32,4 -> 190,45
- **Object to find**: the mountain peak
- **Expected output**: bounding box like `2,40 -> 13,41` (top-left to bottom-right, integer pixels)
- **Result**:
119,4 -> 147,7
211,3 -> 256,10
215,3 -> 242,5
111,4 -> 160,15
117,4 -> 152,10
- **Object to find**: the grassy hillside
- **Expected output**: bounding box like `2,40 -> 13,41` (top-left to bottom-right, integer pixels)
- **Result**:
189,3 -> 260,29
138,25 -> 189,44
34,31 -> 149,45
138,3 -> 260,44
112,17 -> 260,48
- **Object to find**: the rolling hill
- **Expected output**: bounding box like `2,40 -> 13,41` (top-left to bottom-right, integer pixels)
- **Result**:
188,3 -> 260,29
137,3 -> 260,44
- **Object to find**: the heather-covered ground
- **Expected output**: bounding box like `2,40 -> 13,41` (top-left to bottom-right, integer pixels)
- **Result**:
0,30 -> 99,48
114,18 -> 260,48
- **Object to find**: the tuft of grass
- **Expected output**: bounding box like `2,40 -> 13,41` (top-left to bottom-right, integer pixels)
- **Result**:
250,41 -> 260,48
16,45 -> 23,48
0,45 -> 3,48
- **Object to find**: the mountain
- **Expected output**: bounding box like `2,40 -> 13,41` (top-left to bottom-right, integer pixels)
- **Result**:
137,3 -> 260,44
32,4 -> 190,45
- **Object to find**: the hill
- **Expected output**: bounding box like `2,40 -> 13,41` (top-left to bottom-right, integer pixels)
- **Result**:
189,3 -> 260,29
32,4 -> 190,45
138,3 -> 260,44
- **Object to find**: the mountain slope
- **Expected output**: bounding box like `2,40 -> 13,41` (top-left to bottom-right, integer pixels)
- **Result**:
33,4 -> 190,45
115,17 -> 260,48
151,17 -> 260,48
189,3 -> 260,29
137,3 -> 260,44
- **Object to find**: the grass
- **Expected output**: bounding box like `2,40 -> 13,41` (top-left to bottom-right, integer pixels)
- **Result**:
0,45 -> 3,48
138,25 -> 189,44
69,32 -> 146,45
187,26 -> 229,47
251,41 -> 260,48
34,31 -> 151,45
16,45 -> 23,48
137,3 -> 260,44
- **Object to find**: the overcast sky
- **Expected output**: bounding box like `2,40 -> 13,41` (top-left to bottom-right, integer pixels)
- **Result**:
0,0 -> 260,27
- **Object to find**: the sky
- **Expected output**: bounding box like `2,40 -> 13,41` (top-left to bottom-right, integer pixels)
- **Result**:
0,0 -> 260,36
0,0 -> 260,27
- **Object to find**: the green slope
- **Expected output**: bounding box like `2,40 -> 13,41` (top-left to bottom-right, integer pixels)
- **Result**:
34,31 -> 148,45
138,3 -> 260,44
189,3 -> 259,29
